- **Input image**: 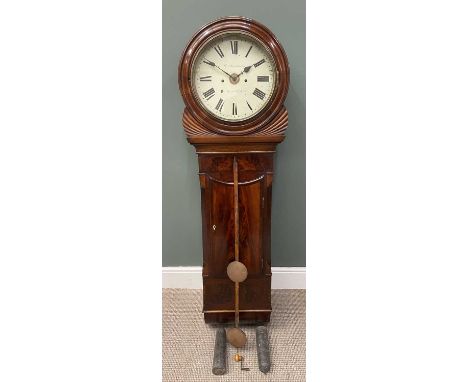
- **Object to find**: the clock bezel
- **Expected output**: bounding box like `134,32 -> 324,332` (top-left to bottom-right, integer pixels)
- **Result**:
179,16 -> 289,136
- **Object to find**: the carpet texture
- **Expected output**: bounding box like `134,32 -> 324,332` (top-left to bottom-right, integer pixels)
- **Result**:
162,289 -> 306,381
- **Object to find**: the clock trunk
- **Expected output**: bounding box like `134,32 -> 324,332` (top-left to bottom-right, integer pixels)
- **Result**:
198,153 -> 274,324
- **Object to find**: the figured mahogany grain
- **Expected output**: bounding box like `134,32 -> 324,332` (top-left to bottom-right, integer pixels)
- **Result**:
238,180 -> 263,275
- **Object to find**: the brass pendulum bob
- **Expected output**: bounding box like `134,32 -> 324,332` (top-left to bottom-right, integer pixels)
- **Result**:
225,157 -> 249,371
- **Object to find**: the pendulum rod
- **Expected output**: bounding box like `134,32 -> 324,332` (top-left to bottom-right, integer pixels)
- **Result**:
229,156 -> 249,371
233,156 -> 240,328
235,283 -> 239,328
234,156 -> 239,263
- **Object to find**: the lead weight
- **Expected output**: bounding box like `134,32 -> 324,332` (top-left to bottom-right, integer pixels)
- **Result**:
212,328 -> 226,375
256,326 -> 271,373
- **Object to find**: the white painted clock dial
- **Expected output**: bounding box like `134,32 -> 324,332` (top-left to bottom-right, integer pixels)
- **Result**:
191,31 -> 277,122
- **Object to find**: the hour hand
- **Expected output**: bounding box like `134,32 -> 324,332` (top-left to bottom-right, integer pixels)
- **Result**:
237,65 -> 252,76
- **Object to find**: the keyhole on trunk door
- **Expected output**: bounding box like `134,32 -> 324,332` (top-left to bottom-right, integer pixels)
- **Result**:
213,225 -> 216,231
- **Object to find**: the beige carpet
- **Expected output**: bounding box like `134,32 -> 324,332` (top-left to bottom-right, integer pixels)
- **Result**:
162,289 -> 306,381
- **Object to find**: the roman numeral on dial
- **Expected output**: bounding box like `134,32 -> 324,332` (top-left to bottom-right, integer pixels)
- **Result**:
245,45 -> 253,58
232,103 -> 237,115
257,75 -> 269,82
246,101 -> 253,110
215,98 -> 224,111
253,88 -> 266,100
200,76 -> 212,81
203,88 -> 215,100
230,41 -> 238,55
214,45 -> 224,58
254,59 -> 265,67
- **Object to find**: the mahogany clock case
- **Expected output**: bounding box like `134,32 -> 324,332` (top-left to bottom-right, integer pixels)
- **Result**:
179,17 -> 290,324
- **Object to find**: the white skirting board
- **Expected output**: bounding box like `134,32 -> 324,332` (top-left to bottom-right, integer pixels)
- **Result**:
162,266 -> 305,289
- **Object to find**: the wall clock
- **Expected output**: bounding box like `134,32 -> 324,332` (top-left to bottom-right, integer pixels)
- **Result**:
179,16 -> 289,374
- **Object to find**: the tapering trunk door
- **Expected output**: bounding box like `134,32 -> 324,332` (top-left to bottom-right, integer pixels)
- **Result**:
199,154 -> 273,323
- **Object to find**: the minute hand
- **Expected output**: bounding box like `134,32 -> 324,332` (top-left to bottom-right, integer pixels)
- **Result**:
203,59 -> 234,79
216,65 -> 234,79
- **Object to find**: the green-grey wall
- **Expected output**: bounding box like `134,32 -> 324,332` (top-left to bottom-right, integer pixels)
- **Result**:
162,0 -> 305,266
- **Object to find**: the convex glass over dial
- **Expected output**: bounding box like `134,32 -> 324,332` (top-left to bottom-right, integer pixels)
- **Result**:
191,31 -> 277,122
